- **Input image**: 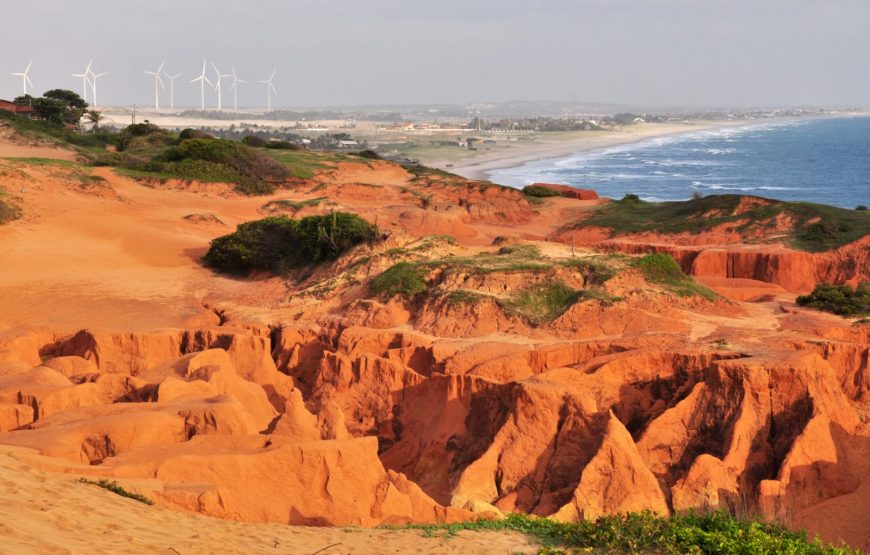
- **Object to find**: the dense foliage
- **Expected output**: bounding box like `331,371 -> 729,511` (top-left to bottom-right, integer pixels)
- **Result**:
395,511 -> 857,554
578,194 -> 870,252
796,282 -> 870,316
506,280 -> 581,323
203,212 -> 377,275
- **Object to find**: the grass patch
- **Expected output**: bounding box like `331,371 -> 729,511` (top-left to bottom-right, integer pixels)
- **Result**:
578,194 -> 870,252
560,258 -> 617,285
506,280 -> 581,324
369,262 -> 428,297
267,149 -> 355,179
796,282 -> 870,317
1,156 -> 78,167
633,253 -> 717,301
443,290 -> 490,305
78,478 -> 153,505
203,212 -> 377,275
390,511 -> 856,554
523,185 -> 563,198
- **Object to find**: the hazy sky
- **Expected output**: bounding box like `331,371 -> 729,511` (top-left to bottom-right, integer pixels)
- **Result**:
2,0 -> 869,109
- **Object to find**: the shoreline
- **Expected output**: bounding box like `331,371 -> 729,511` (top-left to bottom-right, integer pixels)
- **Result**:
447,119 -> 774,183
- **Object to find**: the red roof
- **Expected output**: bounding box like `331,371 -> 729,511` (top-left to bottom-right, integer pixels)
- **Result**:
0,99 -> 34,113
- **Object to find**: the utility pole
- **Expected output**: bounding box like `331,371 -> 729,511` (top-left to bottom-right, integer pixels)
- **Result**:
132,104 -> 136,125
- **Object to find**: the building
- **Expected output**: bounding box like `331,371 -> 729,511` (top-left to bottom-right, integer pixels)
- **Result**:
0,99 -> 36,119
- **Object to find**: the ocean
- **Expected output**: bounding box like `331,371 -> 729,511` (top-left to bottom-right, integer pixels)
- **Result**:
488,116 -> 870,209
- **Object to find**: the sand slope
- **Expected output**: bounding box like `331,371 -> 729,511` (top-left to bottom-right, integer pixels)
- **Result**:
0,448 -> 537,555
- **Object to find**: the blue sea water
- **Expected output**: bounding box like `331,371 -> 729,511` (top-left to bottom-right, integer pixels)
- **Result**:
488,116 -> 870,209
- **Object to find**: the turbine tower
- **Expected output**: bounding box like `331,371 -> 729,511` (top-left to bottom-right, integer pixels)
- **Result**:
163,72 -> 182,110
90,64 -> 107,109
190,59 -> 213,110
229,65 -> 246,111
11,61 -> 33,96
211,62 -> 231,111
72,60 -> 93,103
144,60 -> 165,110
258,68 -> 277,112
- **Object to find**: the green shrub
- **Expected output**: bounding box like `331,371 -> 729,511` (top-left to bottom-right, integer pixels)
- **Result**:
506,280 -> 581,324
370,262 -> 428,297
523,185 -> 563,198
354,149 -> 382,160
179,128 -> 213,140
78,478 -> 153,505
856,205 -> 868,211
633,253 -> 717,301
203,212 -> 376,275
264,140 -> 299,150
392,511 -> 858,554
241,135 -> 267,147
157,138 -> 289,194
796,282 -> 870,316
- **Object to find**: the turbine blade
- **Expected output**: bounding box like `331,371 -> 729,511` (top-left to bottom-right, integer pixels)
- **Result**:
158,76 -> 165,89
270,83 -> 277,95
158,60 -> 165,73
26,75 -> 33,88
203,76 -> 213,86
26,60 -> 32,72
270,68 -> 277,81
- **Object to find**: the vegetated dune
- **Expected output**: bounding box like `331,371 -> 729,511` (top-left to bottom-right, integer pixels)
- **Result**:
0,131 -> 868,552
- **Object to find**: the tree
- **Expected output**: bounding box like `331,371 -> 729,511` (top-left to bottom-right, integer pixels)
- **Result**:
84,110 -> 104,131
13,94 -> 34,107
39,89 -> 88,126
32,97 -> 69,124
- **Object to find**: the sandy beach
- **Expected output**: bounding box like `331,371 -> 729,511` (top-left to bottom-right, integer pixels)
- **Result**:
447,121 -> 748,182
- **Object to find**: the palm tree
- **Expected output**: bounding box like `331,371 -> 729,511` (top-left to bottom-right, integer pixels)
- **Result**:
84,110 -> 104,131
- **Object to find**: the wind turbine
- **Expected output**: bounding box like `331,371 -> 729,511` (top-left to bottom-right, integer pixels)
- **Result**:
72,60 -> 93,103
90,64 -> 108,109
258,68 -> 277,112
163,71 -> 182,110
11,61 -> 34,96
144,60 -> 165,110
229,65 -> 246,111
190,59 -> 213,110
211,62 -> 231,111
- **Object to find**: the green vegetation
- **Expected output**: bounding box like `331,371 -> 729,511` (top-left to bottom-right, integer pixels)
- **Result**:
203,212 -> 377,275
577,194 -> 870,252
369,262 -> 428,297
506,280 -> 581,324
443,290 -> 490,305
523,185 -> 563,198
0,157 -> 77,167
260,197 -> 328,213
633,253 -> 717,301
353,149 -> 382,160
78,478 -> 154,505
147,138 -> 289,195
796,282 -> 870,317
391,511 -> 856,554
267,149 -> 352,179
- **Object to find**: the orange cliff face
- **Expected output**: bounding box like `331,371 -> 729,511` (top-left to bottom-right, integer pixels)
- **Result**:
0,141 -> 868,549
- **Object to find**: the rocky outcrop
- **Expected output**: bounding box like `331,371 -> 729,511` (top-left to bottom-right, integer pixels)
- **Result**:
526,183 -> 600,200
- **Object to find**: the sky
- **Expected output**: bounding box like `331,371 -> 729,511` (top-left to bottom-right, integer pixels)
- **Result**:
2,0 -> 869,110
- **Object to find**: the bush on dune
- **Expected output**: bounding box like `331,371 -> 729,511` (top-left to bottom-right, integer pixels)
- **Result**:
203,212 -> 377,275
797,282 -> 870,316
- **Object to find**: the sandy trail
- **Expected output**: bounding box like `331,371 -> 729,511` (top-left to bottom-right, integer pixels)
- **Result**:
0,448 -> 538,555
